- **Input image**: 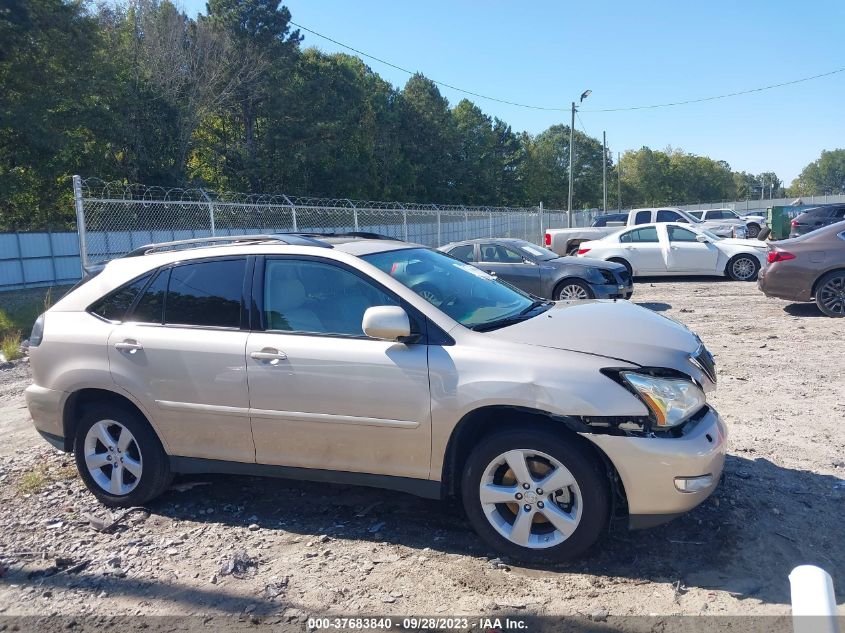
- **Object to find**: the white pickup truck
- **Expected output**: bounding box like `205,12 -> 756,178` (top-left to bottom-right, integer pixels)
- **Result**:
545,207 -> 743,256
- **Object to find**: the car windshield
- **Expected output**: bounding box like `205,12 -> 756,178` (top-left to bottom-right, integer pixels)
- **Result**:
699,228 -> 723,241
511,240 -> 559,261
362,248 -> 544,329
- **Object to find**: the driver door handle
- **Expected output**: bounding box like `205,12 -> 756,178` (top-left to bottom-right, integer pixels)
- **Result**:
114,340 -> 143,354
250,348 -> 288,362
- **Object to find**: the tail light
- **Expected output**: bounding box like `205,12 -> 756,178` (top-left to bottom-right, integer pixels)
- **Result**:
544,233 -> 551,246
791,219 -> 798,227
767,251 -> 795,264
577,248 -> 591,255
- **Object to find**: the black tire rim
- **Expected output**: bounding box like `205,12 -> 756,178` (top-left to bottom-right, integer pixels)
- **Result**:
819,275 -> 845,315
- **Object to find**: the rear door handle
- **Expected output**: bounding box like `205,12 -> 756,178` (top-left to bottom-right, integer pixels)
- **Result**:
250,348 -> 287,363
114,340 -> 143,354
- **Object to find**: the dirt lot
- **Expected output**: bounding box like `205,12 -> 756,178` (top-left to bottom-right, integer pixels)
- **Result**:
0,278 -> 843,626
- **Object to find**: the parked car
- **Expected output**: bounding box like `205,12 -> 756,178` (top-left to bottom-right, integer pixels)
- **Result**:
576,223 -> 767,281
26,233 -> 725,562
758,220 -> 845,317
439,238 -> 633,300
545,207 -> 740,256
789,204 -> 845,237
687,208 -> 767,239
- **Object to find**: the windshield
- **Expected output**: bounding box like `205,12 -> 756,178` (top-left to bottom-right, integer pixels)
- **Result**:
511,240 -> 559,261
699,228 -> 724,241
362,248 -> 539,328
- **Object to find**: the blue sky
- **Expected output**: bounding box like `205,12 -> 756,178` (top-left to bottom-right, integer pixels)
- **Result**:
179,0 -> 844,184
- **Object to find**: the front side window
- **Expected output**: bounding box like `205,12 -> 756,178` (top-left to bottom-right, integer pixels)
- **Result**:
165,259 -> 245,328
668,226 -> 699,242
479,243 -> 524,263
657,210 -> 685,223
263,259 -> 398,336
363,248 -> 535,328
448,244 -> 475,262
90,273 -> 152,322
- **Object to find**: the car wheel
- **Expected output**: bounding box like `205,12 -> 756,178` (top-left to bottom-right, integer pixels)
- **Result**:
756,227 -> 771,241
566,244 -> 580,256
815,270 -> 845,317
727,254 -> 760,281
607,258 -> 633,277
746,224 -> 760,238
461,428 -> 609,563
555,279 -> 594,301
74,402 -> 172,507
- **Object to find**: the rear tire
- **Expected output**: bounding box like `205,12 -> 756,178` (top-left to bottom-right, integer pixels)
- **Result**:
607,257 -> 633,277
746,223 -> 761,238
566,244 -> 580,256
461,428 -> 609,563
756,227 -> 771,241
727,254 -> 760,281
814,270 -> 845,317
74,403 -> 172,507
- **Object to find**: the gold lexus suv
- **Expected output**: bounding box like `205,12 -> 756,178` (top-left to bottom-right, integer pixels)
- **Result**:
25,234 -> 726,562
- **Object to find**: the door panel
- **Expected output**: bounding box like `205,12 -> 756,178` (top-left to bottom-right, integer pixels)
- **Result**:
618,227 -> 666,274
108,325 -> 253,462
666,226 -> 720,272
477,243 -> 541,294
247,333 -> 431,478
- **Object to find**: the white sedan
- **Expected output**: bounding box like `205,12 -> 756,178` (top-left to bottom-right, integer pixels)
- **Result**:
576,222 -> 767,281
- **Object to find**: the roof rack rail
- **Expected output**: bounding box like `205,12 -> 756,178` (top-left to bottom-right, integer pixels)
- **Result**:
124,234 -> 332,257
293,231 -> 400,241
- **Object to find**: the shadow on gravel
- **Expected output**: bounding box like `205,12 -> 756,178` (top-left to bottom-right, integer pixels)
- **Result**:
140,453 -> 844,608
783,303 -> 826,318
636,301 -> 672,312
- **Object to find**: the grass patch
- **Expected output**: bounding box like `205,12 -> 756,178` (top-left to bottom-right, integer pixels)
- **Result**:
0,285 -> 70,339
16,462 -> 77,494
1,330 -> 23,360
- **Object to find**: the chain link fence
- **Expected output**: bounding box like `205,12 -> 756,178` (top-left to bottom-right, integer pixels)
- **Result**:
73,176 -> 600,268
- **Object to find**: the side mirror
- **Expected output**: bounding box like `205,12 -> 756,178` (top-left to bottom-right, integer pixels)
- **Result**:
362,306 -> 411,342
696,234 -> 709,243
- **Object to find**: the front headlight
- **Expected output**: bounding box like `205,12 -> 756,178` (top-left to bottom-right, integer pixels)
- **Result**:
621,372 -> 706,428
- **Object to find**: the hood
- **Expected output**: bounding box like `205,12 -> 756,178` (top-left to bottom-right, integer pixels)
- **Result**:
487,300 -> 714,390
545,256 -> 624,272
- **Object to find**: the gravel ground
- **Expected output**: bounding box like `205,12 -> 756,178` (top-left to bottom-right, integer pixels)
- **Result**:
0,278 -> 843,626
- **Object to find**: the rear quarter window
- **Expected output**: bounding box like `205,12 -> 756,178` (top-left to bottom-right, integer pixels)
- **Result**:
89,273 -> 152,322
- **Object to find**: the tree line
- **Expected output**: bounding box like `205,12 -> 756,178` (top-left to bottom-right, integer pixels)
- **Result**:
1,0 -> 842,231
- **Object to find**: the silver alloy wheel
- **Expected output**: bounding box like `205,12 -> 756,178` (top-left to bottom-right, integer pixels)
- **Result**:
479,449 -> 582,549
557,283 -> 590,300
732,256 -> 756,280
83,420 -> 143,495
819,274 -> 845,315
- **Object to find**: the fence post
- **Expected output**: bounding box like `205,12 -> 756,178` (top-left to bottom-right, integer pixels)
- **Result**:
72,175 -> 89,272
200,188 -> 216,236
488,210 -> 493,237
282,194 -> 297,231
436,208 -> 441,246
14,232 -> 25,287
464,210 -> 469,240
348,200 -> 359,232
402,207 -> 408,241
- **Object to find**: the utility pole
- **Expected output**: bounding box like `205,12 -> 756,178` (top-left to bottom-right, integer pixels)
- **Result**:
602,131 -> 608,213
567,102 -> 575,227
617,151 -> 622,212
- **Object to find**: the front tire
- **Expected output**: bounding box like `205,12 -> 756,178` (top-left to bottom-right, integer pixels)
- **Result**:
727,254 -> 760,281
555,279 -> 594,301
74,403 -> 172,507
461,428 -> 609,563
815,270 -> 845,317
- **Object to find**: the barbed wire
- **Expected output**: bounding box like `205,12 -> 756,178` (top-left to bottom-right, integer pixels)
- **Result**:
79,178 -> 554,213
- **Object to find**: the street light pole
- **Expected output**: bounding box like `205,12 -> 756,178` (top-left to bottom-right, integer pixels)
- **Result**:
602,131 -> 607,213
567,101 -> 575,227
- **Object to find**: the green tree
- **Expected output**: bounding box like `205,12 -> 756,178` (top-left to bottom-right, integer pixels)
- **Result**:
789,149 -> 845,195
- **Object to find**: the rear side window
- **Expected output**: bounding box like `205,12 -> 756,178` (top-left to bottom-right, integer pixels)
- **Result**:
634,211 -> 651,224
620,227 -> 659,243
165,259 -> 245,328
130,270 -> 169,324
90,273 -> 152,322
